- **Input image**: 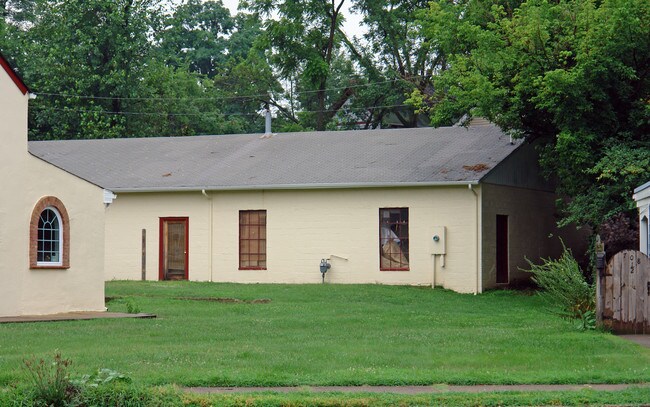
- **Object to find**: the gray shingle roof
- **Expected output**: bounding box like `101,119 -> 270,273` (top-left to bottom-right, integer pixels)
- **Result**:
28,123 -> 520,192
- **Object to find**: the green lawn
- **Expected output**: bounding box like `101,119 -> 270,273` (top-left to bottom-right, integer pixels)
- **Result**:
0,281 -> 648,388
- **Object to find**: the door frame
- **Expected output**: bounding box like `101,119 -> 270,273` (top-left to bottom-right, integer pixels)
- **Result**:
159,217 -> 189,281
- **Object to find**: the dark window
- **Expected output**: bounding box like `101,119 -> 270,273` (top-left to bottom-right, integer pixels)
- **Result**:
379,208 -> 409,271
239,210 -> 267,270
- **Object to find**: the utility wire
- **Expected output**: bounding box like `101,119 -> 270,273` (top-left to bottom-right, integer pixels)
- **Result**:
32,75 -> 426,102
32,103 -> 411,117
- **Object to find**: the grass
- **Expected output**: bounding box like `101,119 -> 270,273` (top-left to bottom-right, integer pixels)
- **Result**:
0,281 -> 648,388
4,385 -> 650,406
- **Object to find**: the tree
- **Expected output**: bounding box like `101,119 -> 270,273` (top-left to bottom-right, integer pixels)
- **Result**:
414,0 -> 649,238
6,0 -> 162,139
1,0 -> 276,138
242,0 -> 357,131
156,0 -> 235,78
349,0 -> 437,128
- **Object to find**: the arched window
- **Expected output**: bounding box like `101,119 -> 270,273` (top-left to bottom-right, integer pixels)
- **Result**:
30,197 -> 70,269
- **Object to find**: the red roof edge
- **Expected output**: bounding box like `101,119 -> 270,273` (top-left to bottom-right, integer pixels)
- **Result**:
0,52 -> 29,95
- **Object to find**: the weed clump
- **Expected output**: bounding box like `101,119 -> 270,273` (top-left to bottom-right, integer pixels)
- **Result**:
23,352 -> 77,406
525,244 -> 596,330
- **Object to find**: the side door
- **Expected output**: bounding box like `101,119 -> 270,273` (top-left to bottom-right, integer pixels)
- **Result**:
159,217 -> 189,280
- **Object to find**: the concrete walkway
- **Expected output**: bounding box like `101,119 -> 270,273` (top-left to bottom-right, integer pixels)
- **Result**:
619,335 -> 650,348
187,383 -> 650,395
0,311 -> 155,324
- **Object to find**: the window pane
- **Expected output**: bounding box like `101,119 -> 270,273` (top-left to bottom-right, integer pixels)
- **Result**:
37,208 -> 61,264
379,208 -> 409,270
239,210 -> 266,269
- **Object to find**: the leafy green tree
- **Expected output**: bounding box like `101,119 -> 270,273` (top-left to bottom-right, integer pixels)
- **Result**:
349,0 -> 437,128
1,0 -> 273,138
242,0 -> 358,130
157,0 -> 235,78
6,0 -> 161,139
414,0 -> 649,237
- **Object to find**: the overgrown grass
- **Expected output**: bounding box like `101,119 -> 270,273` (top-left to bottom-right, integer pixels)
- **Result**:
0,282 -> 648,388
2,384 -> 650,406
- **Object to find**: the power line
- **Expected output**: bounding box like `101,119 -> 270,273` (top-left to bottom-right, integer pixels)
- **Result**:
31,103 -> 412,117
31,106 -> 259,117
32,76 -> 426,102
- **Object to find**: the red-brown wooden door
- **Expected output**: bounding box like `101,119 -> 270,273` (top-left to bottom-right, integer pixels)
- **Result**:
159,217 -> 189,280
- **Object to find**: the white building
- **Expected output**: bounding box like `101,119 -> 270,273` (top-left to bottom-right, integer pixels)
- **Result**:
634,181 -> 650,256
0,53 -> 105,317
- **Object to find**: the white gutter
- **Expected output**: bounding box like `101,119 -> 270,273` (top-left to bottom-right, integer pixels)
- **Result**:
110,181 -> 480,193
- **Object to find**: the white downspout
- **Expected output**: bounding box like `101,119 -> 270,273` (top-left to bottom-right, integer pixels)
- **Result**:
469,184 -> 481,294
201,189 -> 213,282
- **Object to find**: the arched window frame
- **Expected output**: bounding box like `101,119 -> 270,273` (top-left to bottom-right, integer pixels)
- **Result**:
30,196 -> 70,269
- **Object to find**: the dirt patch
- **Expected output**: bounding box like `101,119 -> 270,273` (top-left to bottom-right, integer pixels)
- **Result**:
463,163 -> 491,172
175,297 -> 271,304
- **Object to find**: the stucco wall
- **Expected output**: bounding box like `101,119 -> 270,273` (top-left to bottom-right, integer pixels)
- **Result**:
481,183 -> 589,290
0,65 -> 105,317
105,186 -> 483,293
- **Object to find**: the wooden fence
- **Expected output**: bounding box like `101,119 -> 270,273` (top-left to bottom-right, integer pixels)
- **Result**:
597,250 -> 650,334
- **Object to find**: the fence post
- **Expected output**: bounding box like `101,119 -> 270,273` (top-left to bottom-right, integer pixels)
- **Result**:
142,229 -> 146,281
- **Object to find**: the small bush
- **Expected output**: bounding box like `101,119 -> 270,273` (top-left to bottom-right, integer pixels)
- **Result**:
524,244 -> 595,324
23,352 -> 78,406
125,298 -> 141,314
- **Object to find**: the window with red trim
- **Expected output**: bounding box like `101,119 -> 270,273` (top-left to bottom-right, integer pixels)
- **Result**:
239,210 -> 266,270
30,196 -> 70,269
379,208 -> 409,271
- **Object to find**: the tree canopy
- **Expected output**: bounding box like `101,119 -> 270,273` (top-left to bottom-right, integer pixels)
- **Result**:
411,0 -> 649,235
1,0 -> 648,236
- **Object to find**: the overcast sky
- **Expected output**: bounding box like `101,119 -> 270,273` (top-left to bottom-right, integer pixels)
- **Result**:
220,0 -> 366,38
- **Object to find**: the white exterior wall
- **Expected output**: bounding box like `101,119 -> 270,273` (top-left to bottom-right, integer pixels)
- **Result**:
104,192 -> 211,281
0,64 -> 105,316
634,184 -> 650,255
481,183 -> 588,289
105,186 -> 483,293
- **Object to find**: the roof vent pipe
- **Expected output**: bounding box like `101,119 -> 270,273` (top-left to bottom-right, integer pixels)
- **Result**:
265,107 -> 272,134
260,105 -> 273,139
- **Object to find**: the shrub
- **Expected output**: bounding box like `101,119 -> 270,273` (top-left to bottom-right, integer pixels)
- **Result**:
524,244 -> 595,326
125,298 -> 141,314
